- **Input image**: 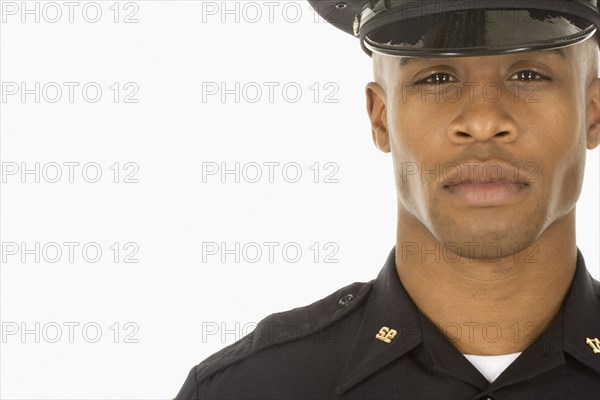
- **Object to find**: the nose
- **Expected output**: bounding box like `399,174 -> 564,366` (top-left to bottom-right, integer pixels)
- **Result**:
446,83 -> 519,144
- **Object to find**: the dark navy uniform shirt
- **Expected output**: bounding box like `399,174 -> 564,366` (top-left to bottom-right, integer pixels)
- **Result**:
175,246 -> 600,399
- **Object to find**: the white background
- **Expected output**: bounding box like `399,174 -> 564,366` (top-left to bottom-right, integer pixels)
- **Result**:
0,1 -> 598,398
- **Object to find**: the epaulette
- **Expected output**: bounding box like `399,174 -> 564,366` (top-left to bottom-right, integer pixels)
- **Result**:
193,279 -> 374,385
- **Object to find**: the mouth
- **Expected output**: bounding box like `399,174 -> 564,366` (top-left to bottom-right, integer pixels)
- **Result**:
441,162 -> 531,206
443,179 -> 530,189
443,180 -> 530,206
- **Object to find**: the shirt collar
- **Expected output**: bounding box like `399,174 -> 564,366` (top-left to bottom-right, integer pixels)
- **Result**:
335,246 -> 423,396
335,245 -> 600,396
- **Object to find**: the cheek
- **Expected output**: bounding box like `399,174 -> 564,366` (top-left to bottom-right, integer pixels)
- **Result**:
548,137 -> 586,216
552,109 -> 587,203
388,96 -> 448,160
522,91 -> 587,210
534,90 -> 584,163
388,97 -> 449,214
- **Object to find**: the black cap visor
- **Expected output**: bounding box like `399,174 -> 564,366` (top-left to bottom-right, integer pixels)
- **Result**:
362,9 -> 598,57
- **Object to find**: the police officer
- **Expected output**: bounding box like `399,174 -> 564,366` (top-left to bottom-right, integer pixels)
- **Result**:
175,1 -> 600,398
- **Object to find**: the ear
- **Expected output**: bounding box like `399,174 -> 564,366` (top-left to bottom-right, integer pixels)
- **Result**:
586,77 -> 600,150
365,82 -> 390,153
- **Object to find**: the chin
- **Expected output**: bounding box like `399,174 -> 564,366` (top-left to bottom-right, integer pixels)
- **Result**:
433,227 -> 540,261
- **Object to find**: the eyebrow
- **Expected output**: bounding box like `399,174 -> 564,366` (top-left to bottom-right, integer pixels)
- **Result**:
397,48 -> 568,69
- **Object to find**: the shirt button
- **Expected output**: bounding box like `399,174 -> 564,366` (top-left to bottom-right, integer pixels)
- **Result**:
338,293 -> 354,307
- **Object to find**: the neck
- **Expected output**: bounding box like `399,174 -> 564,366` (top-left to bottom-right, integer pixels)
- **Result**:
395,209 -> 577,355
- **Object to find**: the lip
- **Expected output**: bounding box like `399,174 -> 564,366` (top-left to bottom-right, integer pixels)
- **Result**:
443,180 -> 529,206
440,161 -> 531,206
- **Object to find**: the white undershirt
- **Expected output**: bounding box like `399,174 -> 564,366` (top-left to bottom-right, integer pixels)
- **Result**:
463,352 -> 523,383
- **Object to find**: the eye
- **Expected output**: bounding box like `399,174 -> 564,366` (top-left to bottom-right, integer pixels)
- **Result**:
415,73 -> 457,85
509,70 -> 552,82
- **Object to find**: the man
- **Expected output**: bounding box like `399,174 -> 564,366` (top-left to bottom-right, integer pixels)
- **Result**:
175,1 -> 600,398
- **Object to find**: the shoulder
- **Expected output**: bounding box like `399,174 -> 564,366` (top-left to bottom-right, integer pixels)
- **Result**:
175,278 -> 373,398
195,279 -> 373,382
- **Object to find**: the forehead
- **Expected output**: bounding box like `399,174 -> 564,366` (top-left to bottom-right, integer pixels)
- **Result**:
394,48 -> 569,69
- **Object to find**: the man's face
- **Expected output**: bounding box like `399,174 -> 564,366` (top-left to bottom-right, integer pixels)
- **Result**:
366,38 -> 600,260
